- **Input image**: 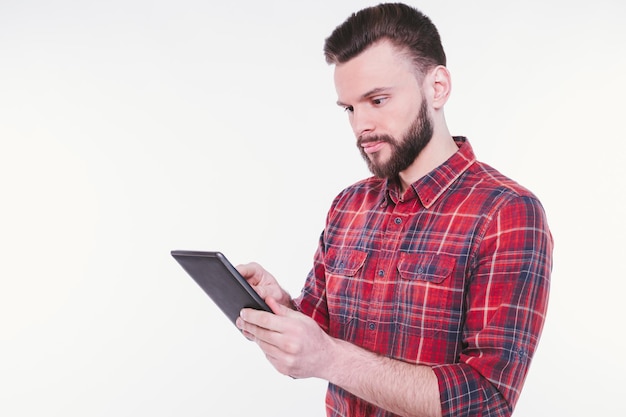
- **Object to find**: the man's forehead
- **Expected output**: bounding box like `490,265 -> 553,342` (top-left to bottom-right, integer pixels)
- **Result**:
333,42 -> 416,101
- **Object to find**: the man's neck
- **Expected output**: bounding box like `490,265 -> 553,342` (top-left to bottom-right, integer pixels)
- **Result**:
397,134 -> 458,192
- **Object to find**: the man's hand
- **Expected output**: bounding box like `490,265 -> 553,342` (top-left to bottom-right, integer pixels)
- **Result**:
236,262 -> 293,309
235,273 -> 442,417
236,297 -> 334,379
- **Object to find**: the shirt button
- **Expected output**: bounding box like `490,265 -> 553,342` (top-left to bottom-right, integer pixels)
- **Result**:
368,322 -> 376,331
378,269 -> 384,277
394,217 -> 402,224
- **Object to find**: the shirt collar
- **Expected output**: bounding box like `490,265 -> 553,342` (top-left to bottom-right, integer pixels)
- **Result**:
384,137 -> 476,208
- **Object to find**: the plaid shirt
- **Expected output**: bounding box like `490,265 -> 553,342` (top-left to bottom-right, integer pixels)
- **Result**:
295,137 -> 553,417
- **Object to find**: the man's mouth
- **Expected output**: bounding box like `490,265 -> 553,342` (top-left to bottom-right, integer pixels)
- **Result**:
361,141 -> 386,154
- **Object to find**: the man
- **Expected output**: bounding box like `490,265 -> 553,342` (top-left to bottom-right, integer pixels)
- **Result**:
235,3 -> 552,417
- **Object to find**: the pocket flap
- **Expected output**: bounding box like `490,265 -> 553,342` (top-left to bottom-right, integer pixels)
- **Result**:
397,253 -> 455,284
326,249 -> 368,276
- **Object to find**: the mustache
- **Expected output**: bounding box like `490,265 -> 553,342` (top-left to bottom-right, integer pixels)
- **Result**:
357,134 -> 394,147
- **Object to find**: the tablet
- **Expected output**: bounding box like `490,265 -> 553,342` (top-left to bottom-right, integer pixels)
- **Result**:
171,250 -> 272,326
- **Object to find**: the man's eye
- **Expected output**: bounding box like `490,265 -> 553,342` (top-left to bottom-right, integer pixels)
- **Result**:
372,97 -> 387,105
343,105 -> 354,113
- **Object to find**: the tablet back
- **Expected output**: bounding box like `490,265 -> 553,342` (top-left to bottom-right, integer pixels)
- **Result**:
171,250 -> 271,326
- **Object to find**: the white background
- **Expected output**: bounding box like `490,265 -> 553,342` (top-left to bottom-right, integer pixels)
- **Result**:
1,0 -> 624,415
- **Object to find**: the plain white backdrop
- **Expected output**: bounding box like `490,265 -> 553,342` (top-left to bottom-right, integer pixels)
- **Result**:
1,0 -> 625,415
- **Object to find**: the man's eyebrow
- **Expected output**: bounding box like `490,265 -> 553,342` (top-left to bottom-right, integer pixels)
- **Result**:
336,87 -> 392,107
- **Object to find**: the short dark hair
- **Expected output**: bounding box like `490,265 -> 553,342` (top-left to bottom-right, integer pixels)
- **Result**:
324,3 -> 446,77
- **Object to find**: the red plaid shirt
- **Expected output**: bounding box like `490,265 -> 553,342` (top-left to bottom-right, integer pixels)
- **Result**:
295,138 -> 552,417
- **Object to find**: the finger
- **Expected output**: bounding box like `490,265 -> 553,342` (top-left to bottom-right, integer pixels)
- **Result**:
266,297 -> 297,318
266,297 -> 283,315
240,307 -> 277,330
235,262 -> 262,285
235,317 -> 256,341
239,308 -> 292,347
241,318 -> 282,349
237,315 -> 276,346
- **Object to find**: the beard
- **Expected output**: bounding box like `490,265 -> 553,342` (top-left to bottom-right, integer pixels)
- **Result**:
357,99 -> 433,179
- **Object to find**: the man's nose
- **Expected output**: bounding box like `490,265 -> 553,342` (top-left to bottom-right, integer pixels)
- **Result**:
350,107 -> 375,137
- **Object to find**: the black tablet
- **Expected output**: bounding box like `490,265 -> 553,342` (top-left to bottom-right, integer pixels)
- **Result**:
171,250 -> 272,326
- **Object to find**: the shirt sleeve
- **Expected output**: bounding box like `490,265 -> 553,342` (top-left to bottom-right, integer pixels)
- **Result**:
293,232 -> 331,333
432,195 -> 553,417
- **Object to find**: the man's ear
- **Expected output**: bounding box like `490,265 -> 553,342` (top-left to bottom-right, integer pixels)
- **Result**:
429,65 -> 452,109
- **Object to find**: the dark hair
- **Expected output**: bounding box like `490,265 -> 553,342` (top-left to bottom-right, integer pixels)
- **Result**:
324,3 -> 446,76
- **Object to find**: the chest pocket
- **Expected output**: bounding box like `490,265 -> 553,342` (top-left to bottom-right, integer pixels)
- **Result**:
393,253 -> 458,363
326,250 -> 368,277
325,249 -> 368,341
397,253 -> 454,283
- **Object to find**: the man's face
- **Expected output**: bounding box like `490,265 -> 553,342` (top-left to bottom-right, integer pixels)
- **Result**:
334,41 -> 433,179
357,99 -> 432,178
